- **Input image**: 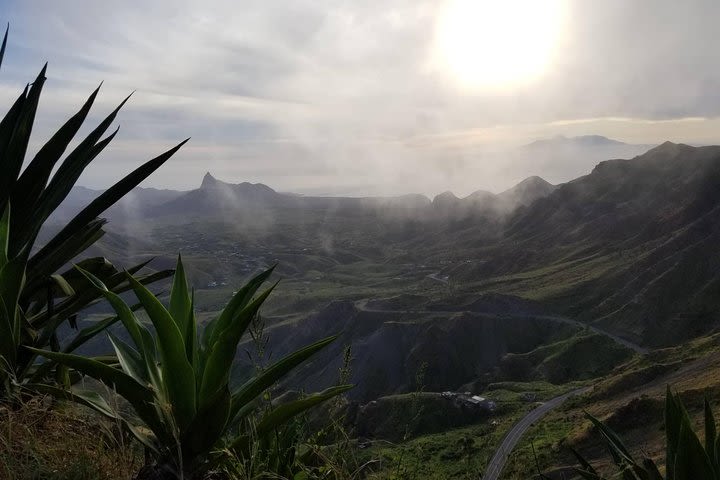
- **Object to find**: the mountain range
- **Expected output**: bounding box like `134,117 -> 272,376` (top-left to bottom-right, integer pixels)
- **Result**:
53,140 -> 720,404
54,134 -> 652,223
54,168 -> 558,226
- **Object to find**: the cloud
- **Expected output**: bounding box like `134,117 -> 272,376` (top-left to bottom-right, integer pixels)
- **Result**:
2,0 -> 720,194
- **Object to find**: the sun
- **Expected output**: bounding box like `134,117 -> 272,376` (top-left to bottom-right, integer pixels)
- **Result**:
433,0 -> 567,90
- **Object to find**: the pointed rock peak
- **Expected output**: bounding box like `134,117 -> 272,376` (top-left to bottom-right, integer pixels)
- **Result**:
201,172 -> 220,189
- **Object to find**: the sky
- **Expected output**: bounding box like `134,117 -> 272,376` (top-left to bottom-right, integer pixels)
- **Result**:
3,0 -> 720,196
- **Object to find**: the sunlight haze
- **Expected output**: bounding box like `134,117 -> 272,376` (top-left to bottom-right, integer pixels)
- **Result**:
2,0 -> 720,194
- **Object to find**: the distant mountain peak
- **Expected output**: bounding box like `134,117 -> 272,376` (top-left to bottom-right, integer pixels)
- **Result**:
201,172 -> 221,189
523,135 -> 627,149
433,191 -> 459,202
464,190 -> 495,202
514,176 -> 552,188
644,141 -> 694,157
498,175 -> 556,208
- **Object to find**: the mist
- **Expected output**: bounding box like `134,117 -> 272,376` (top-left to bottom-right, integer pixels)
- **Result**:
3,0 -> 720,196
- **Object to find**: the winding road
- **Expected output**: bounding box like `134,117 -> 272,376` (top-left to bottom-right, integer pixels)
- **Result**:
354,299 -> 647,355
482,387 -> 590,480
354,297 -> 647,478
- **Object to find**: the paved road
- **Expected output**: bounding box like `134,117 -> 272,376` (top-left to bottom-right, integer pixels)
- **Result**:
354,300 -> 648,355
535,315 -> 648,355
482,387 -> 590,480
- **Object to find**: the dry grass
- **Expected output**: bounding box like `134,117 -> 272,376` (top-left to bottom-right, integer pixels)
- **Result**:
0,396 -> 142,480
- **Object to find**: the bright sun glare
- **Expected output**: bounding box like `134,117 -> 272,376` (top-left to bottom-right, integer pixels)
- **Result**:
434,0 -> 566,90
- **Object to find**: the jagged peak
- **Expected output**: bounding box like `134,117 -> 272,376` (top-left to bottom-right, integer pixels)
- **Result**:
200,171 -> 221,189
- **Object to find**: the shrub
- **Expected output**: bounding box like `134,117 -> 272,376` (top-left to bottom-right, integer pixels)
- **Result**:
0,24 -> 184,397
32,256 -> 351,478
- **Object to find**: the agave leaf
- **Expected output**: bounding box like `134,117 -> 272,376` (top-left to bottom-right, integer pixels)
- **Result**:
187,289 -> 198,369
12,85 -> 100,219
204,265 -> 275,348
24,218 -> 107,288
75,267 -> 162,390
1,65 -> 46,212
570,447 -> 599,475
674,419 -> 715,480
0,86 -> 27,200
124,422 -> 161,455
28,382 -> 160,453
229,335 -> 337,422
33,266 -> 172,345
32,264 -> 163,334
169,255 -> 191,343
199,284 -> 276,406
32,138 -> 189,270
586,412 -> 634,460
49,274 -> 75,297
705,396 -> 717,467
254,385 -> 353,437
27,348 -> 152,402
29,306 -> 139,383
75,266 -> 148,352
25,254 -> 112,306
584,411 -> 638,476
0,204 -> 8,268
0,256 -> 26,333
666,386 -> 682,480
62,305 -> 138,354
29,93 -> 130,239
26,347 -> 163,433
108,332 -> 148,384
642,458 -> 664,480
0,24 -> 7,70
181,387 -> 231,460
28,383 -> 117,418
129,275 -> 197,430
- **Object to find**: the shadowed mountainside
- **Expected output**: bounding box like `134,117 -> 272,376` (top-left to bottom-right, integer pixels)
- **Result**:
53,141 -> 720,351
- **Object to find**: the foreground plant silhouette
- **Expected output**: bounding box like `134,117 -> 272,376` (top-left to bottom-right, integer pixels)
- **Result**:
0,23 -> 182,398
32,256 -> 351,479
571,387 -> 719,480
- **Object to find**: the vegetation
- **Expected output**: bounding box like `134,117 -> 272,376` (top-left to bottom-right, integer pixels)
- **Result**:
0,23 -> 351,480
2,15 -> 720,480
0,396 -> 142,480
32,256 -> 351,478
572,387 -> 720,479
0,24 -> 183,398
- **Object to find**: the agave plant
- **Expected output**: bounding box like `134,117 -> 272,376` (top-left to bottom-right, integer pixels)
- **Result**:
572,386 -> 720,480
0,24 -> 184,395
31,256 -> 351,478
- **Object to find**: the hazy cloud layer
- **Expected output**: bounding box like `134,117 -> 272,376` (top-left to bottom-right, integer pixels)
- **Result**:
2,0 -> 720,195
